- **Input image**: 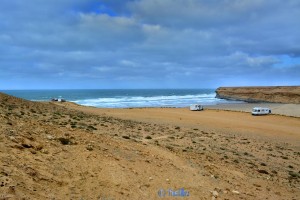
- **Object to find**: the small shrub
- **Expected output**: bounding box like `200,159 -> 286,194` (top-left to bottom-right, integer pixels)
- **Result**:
289,171 -> 300,178
257,169 -> 269,174
122,135 -> 130,139
58,137 -> 71,145
86,145 -> 93,151
30,109 -> 36,113
260,163 -> 267,166
166,145 -> 173,151
87,125 -> 97,130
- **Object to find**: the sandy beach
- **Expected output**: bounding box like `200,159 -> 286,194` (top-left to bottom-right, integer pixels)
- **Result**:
206,103 -> 300,117
1,93 -> 300,199
60,102 -> 300,145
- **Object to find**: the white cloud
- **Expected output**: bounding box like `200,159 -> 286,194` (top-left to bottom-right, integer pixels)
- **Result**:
0,0 -> 299,89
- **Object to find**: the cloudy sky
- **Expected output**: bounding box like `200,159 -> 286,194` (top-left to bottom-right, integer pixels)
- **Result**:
0,0 -> 299,89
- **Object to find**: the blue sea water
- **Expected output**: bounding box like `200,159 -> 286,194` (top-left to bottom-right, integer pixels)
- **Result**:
1,89 -> 241,108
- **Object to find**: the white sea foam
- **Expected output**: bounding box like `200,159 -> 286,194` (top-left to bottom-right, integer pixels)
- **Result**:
72,93 -> 233,108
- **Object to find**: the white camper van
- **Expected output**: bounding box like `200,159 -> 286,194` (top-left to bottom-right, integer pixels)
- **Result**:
252,107 -> 271,115
190,104 -> 203,111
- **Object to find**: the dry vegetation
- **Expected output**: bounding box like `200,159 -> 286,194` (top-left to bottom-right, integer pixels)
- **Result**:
0,92 -> 299,199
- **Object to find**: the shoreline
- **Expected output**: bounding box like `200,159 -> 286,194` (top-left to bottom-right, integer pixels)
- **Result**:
54,101 -> 300,146
55,101 -> 300,118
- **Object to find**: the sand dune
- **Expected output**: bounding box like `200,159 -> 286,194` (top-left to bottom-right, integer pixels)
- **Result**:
1,92 -> 300,199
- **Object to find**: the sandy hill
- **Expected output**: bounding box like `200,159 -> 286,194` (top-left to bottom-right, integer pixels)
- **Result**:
216,86 -> 300,104
0,92 -> 299,199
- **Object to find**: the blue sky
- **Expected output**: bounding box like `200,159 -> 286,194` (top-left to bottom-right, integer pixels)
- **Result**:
0,0 -> 299,89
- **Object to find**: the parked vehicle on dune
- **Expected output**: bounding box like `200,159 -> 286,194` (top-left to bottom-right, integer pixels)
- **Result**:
252,107 -> 271,115
190,104 -> 203,111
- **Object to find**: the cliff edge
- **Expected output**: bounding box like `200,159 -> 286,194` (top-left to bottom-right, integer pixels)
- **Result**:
215,86 -> 300,104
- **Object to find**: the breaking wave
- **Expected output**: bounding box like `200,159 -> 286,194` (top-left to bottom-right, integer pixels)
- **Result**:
73,93 -> 228,108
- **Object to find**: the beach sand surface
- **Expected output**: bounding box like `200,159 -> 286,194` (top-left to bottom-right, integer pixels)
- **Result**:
1,92 -> 300,199
206,103 -> 300,117
60,102 -> 300,144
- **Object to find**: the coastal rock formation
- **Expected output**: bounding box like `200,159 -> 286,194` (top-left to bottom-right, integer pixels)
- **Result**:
216,86 -> 300,104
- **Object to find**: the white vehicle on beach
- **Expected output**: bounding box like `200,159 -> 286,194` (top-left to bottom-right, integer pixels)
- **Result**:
190,104 -> 203,111
252,107 -> 271,115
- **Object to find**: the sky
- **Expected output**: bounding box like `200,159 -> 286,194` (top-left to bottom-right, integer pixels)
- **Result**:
0,0 -> 299,89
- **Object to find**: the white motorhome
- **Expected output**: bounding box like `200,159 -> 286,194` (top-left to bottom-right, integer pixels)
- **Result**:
190,104 -> 203,111
252,107 -> 271,115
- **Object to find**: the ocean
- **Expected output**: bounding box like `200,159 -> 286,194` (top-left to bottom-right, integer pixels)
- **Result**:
1,89 -> 241,108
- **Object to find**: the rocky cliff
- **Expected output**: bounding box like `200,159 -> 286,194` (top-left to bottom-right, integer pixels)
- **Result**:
215,86 -> 300,104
